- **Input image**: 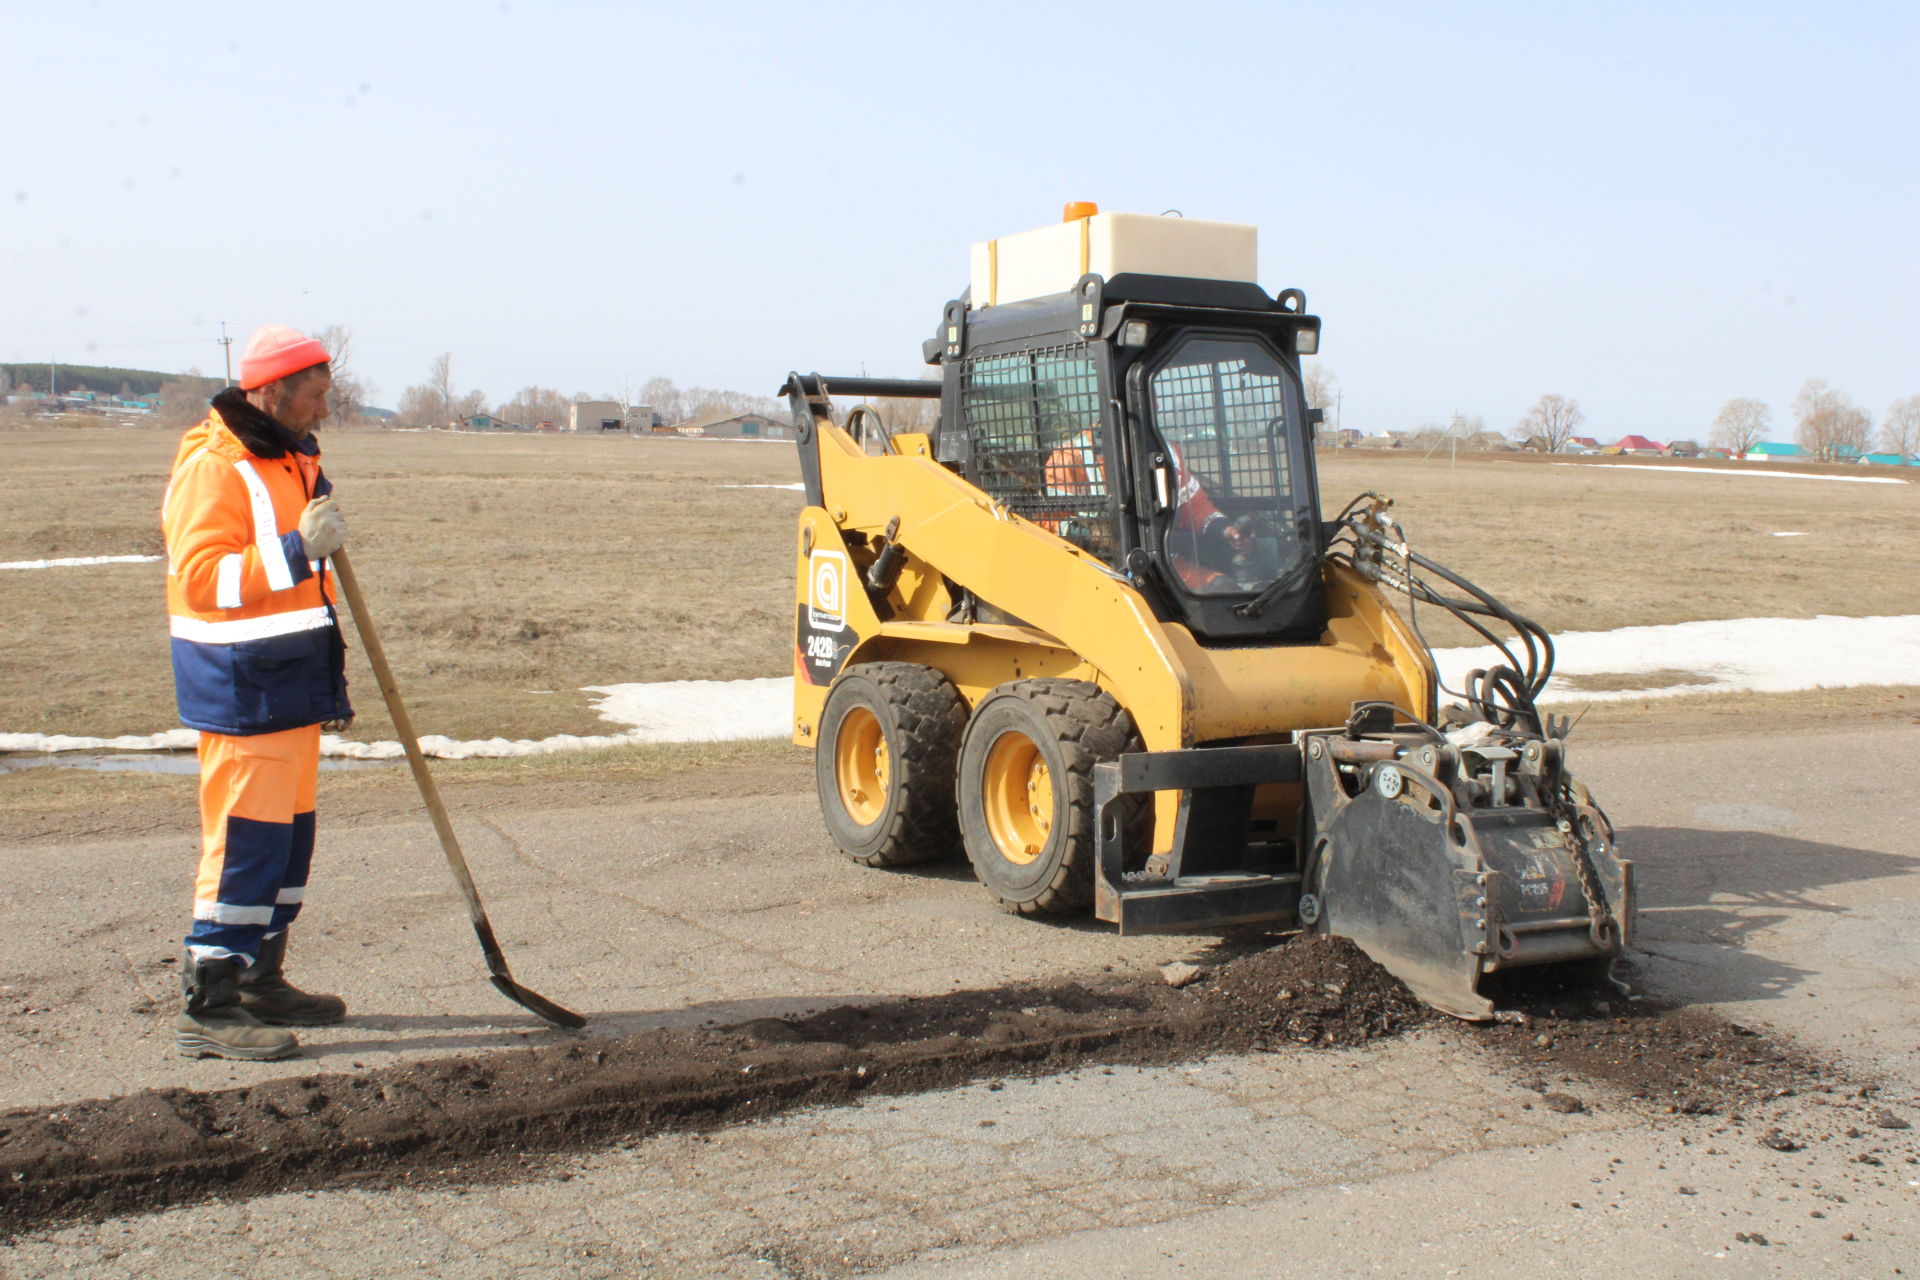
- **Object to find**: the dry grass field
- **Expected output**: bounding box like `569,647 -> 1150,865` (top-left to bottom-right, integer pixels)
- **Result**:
2,427 -> 796,740
2,425 -> 1916,742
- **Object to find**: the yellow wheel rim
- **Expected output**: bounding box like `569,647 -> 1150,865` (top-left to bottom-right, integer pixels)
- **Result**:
834,706 -> 889,826
982,730 -> 1053,866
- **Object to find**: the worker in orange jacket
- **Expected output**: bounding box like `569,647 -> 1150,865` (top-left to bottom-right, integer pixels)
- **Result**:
1038,426 -> 1109,553
162,324 -> 353,1060
1043,426 -> 1105,501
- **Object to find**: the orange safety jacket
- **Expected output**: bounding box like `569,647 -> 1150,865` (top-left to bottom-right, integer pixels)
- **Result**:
1037,428 -> 1106,534
162,388 -> 351,735
1161,440 -> 1230,590
1043,428 -> 1106,497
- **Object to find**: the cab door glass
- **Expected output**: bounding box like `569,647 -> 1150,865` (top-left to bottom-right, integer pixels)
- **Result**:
1146,335 -> 1307,596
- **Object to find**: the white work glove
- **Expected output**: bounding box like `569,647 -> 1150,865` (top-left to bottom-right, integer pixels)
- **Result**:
298,495 -> 348,560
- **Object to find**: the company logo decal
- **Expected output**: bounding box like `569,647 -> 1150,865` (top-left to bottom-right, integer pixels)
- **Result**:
808,550 -> 848,633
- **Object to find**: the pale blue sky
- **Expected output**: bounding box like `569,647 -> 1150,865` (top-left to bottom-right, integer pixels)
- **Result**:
4,1 -> 1914,440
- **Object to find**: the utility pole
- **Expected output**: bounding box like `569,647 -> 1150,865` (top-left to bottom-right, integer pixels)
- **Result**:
219,322 -> 234,386
1419,411 -> 1462,464
50,358 -> 57,399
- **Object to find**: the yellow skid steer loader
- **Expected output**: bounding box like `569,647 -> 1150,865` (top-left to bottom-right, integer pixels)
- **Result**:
781,205 -> 1631,1019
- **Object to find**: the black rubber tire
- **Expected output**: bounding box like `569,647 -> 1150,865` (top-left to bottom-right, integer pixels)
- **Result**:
815,663 -> 968,868
956,679 -> 1140,915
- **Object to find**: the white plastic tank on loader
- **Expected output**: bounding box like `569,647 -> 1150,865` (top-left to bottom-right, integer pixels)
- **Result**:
969,205 -> 1257,307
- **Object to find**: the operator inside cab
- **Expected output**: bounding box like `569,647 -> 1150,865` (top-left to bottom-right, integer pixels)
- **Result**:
1039,424 -> 1106,554
1162,442 -> 1285,593
1146,335 -> 1309,604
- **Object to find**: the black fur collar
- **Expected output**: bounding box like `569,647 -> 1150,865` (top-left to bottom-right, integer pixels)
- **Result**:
211,386 -> 309,459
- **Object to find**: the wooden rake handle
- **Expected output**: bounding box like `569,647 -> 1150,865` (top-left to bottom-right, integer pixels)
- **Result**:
328,549 -> 584,1028
330,550 -> 491,939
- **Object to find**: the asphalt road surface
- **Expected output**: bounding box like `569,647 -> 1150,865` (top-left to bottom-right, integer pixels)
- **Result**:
1,722 -> 1915,1277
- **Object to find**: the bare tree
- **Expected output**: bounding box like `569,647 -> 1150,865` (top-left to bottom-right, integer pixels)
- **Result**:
391,353 -> 460,429
429,353 -> 455,427
1793,378 -> 1872,462
640,376 -> 687,424
1512,393 -> 1584,452
869,368 -> 943,433
394,384 -> 440,429
312,325 -> 367,425
1839,406 -> 1872,459
687,384 -> 783,422
1710,397 -> 1771,458
1302,363 -> 1338,416
497,385 -> 573,429
867,397 -> 938,431
154,377 -> 221,428
455,389 -> 488,421
680,387 -> 726,420
611,374 -> 637,420
1879,394 -> 1920,461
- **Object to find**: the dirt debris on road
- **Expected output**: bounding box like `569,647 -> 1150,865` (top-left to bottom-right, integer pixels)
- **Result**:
1198,934 -> 1433,1048
5,934 -> 1908,1240
1475,962 -> 1825,1118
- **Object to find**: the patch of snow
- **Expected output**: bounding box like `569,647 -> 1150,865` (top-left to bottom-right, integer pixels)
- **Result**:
1554,463 -> 1906,486
319,675 -> 791,759
721,483 -> 805,491
1436,614 -> 1920,704
583,677 -> 791,741
8,617 -> 1915,759
0,729 -> 199,753
1772,531 -> 1808,537
321,732 -> 643,761
0,555 -> 163,570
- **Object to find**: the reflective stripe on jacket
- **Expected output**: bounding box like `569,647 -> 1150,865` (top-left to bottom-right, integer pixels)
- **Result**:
162,392 -> 351,735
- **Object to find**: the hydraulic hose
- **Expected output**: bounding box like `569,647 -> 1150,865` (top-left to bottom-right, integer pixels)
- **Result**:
1335,495 -> 1557,734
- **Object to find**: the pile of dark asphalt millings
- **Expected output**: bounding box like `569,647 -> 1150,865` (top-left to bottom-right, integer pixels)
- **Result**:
1193,934 -> 1435,1049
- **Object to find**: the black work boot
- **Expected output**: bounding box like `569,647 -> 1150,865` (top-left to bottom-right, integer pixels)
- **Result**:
238,931 -> 347,1026
176,954 -> 299,1060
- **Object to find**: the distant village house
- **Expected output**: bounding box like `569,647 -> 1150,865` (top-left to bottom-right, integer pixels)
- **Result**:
460,413 -> 521,431
1609,435 -> 1665,455
666,411 -> 790,440
569,401 -> 625,432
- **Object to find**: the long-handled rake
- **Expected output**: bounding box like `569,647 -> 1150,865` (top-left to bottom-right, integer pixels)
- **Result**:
331,549 -> 586,1029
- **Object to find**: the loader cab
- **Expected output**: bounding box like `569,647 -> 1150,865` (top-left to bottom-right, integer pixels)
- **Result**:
932,274 -> 1327,645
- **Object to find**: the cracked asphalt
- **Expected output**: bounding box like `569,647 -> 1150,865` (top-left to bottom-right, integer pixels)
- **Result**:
2,722 -> 1916,1276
